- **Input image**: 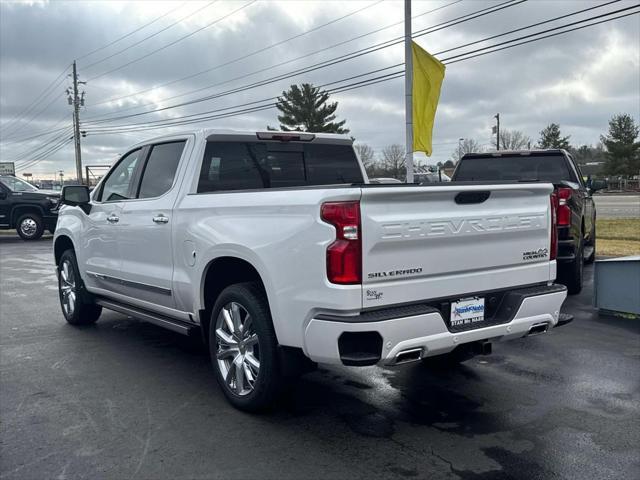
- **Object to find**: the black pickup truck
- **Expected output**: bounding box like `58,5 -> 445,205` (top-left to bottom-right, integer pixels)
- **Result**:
451,149 -> 606,294
0,175 -> 60,240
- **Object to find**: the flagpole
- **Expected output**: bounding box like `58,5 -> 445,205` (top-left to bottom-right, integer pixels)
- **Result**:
404,0 -> 413,183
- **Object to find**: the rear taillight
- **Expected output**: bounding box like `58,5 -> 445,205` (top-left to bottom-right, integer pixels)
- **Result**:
556,187 -> 572,226
321,201 -> 362,284
550,193 -> 558,261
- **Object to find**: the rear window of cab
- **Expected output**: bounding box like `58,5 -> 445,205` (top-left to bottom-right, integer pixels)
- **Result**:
197,142 -> 363,192
454,154 -> 575,183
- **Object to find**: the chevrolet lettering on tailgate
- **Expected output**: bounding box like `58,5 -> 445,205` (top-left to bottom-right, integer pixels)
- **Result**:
381,214 -> 545,240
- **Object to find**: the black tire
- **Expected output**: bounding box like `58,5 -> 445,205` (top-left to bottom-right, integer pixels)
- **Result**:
585,223 -> 596,264
57,249 -> 102,325
16,213 -> 44,240
208,282 -> 283,412
559,236 -> 584,295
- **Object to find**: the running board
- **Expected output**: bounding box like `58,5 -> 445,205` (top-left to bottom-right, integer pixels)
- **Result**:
96,298 -> 198,336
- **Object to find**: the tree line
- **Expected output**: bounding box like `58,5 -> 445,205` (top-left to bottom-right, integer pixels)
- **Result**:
451,115 -> 639,177
269,83 -> 639,179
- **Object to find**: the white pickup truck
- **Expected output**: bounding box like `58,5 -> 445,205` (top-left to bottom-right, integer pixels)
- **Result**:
54,129 -> 567,411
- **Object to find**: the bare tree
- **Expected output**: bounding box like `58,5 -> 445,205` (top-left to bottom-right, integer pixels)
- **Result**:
450,138 -> 483,161
381,144 -> 406,180
491,129 -> 531,150
354,144 -> 376,175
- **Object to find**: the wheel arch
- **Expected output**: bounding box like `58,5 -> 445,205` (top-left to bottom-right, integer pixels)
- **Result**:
200,256 -> 271,344
54,235 -> 75,266
11,205 -> 44,226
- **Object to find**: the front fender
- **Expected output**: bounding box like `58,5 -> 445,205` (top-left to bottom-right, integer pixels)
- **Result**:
53,207 -> 85,264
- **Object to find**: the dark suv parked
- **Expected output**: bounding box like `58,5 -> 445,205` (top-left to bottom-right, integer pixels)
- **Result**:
0,175 -> 60,240
451,149 -> 606,295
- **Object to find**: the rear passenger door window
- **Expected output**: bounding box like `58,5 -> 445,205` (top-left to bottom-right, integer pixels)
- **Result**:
137,141 -> 186,199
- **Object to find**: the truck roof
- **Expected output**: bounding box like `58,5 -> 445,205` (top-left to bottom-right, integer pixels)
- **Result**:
134,129 -> 353,147
461,149 -> 569,159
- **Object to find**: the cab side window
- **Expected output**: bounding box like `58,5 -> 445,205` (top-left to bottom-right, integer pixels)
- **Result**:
99,149 -> 142,202
137,141 -> 186,199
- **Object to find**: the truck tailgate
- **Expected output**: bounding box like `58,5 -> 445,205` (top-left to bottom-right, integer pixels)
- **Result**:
360,183 -> 555,307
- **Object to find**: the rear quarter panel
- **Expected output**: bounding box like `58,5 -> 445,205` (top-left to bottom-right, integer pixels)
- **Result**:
172,187 -> 363,348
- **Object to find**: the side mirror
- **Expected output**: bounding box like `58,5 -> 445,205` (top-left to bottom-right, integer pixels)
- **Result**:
0,190 -> 7,200
61,185 -> 90,206
590,180 -> 607,192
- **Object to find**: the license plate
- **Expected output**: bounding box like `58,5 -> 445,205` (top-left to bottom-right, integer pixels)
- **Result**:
450,297 -> 485,327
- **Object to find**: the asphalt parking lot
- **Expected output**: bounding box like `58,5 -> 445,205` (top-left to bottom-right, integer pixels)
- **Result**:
1,237 -> 639,480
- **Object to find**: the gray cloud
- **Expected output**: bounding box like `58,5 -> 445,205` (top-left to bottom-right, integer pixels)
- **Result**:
1,0 -> 638,177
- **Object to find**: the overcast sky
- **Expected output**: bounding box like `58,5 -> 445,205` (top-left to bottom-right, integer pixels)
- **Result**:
1,0 -> 638,178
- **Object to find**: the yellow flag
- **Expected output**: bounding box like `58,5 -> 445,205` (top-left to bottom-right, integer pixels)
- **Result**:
412,41 -> 445,156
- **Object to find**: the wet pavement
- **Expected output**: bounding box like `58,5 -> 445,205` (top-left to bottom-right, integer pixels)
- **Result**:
1,236 -> 639,480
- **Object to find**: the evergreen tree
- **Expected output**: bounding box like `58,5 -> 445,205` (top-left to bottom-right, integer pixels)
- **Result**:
538,123 -> 571,149
600,114 -> 640,176
270,83 -> 349,134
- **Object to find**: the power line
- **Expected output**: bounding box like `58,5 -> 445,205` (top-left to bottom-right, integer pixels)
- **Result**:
427,0 -> 621,56
88,64 -> 402,131
83,0 -> 525,125
443,5 -> 638,63
89,0 -> 633,130
85,0 -> 417,108
82,1 -> 214,70
15,135 -> 73,167
84,9 -> 638,137
0,92 -> 67,142
88,0 -> 629,129
9,2 -> 635,164
0,0 -> 473,156
0,122 -> 72,146
0,64 -> 70,136
7,128 -> 74,163
76,2 -> 188,61
0,1 -> 237,146
15,136 -> 74,172
85,0 -> 495,111
0,112 -> 70,147
86,1 -> 257,81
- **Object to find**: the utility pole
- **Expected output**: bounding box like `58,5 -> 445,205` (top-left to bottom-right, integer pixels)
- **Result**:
67,61 -> 86,184
494,113 -> 500,151
404,0 -> 413,183
458,137 -> 464,161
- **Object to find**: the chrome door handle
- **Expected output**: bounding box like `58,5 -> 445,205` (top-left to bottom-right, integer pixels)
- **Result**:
107,214 -> 119,223
152,215 -> 169,224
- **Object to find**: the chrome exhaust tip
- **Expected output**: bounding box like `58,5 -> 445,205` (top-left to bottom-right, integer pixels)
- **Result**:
394,347 -> 423,365
528,322 -> 549,336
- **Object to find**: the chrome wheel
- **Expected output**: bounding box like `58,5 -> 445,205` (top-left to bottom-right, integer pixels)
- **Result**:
215,302 -> 260,396
20,218 -> 37,237
60,260 -> 77,317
